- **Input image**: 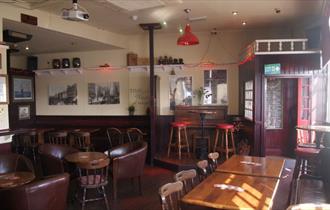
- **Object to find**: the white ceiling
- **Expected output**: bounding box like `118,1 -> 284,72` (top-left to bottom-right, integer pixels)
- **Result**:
35,0 -> 324,34
2,0 -> 325,55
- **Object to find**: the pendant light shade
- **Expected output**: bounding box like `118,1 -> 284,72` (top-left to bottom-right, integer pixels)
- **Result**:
177,24 -> 199,46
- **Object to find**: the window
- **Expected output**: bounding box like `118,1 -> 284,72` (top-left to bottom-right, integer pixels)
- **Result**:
244,80 -> 253,120
203,69 -> 227,105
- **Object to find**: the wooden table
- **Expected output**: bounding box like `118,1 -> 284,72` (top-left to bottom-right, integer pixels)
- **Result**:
216,155 -> 285,178
65,152 -> 108,164
296,125 -> 330,148
0,172 -> 35,188
182,172 -> 279,210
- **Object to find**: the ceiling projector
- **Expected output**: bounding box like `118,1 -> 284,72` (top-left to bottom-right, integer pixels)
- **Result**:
62,0 -> 89,21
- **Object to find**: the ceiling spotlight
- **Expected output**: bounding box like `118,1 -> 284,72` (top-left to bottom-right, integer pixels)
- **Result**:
274,8 -> 281,14
25,46 -> 29,50
242,21 -> 247,26
162,21 -> 167,26
131,15 -> 138,21
232,11 -> 238,16
179,27 -> 183,34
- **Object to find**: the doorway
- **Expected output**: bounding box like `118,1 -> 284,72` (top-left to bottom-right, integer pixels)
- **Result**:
264,77 -> 311,157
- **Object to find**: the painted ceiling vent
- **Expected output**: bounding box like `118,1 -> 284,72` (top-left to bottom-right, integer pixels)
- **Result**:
3,30 -> 32,43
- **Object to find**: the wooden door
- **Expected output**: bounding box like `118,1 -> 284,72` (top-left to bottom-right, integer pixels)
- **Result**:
264,78 -> 298,156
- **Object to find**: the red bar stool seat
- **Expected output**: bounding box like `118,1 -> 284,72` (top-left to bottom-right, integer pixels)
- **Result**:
294,147 -> 321,179
167,121 -> 190,159
213,123 -> 236,160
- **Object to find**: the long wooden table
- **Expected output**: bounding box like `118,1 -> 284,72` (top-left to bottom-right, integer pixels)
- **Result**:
182,172 -> 279,210
216,155 -> 285,178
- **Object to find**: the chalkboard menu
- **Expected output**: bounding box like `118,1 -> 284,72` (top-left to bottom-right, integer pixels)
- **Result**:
244,80 -> 253,120
265,78 -> 283,129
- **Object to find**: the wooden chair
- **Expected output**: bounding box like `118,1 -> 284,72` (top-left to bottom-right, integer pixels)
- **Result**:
174,169 -> 197,194
20,131 -> 39,163
106,127 -> 123,148
71,131 -> 93,151
48,131 -> 69,145
159,181 -> 183,210
196,160 -> 209,181
126,128 -> 146,143
208,152 -> 220,172
76,158 -> 110,210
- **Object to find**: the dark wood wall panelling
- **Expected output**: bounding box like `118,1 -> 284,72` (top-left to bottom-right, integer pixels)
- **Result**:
8,69 -> 36,129
239,53 -> 322,156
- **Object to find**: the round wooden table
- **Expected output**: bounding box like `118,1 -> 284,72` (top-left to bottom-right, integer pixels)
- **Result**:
65,152 -> 108,164
0,171 -> 35,189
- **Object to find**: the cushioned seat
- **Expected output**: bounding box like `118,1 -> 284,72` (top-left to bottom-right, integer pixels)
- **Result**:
216,123 -> 234,130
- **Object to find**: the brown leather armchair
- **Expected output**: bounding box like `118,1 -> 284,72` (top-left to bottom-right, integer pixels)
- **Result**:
0,173 -> 70,210
38,144 -> 78,176
107,140 -> 147,199
0,153 -> 34,174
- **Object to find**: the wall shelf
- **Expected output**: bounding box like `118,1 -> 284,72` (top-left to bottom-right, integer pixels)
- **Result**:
34,68 -> 83,76
127,65 -> 184,71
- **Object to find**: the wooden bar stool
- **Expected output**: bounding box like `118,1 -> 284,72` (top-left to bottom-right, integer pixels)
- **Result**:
213,123 -> 236,160
294,147 -> 320,179
167,122 -> 190,159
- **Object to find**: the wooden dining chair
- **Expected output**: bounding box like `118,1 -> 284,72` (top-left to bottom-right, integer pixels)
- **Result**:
20,131 -> 39,163
106,127 -> 123,148
76,158 -> 110,210
196,160 -> 210,181
174,169 -> 197,194
71,131 -> 93,151
48,131 -> 69,145
208,152 -> 220,172
159,181 -> 183,210
126,128 -> 146,143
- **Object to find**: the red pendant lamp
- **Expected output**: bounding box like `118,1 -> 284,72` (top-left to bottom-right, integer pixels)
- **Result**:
177,9 -> 199,46
177,24 -> 199,46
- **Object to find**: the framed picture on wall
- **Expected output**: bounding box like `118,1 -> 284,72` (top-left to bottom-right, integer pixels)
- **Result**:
12,76 -> 34,102
18,105 -> 30,120
0,74 -> 8,104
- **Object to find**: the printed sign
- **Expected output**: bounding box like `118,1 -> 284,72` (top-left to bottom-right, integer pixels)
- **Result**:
264,63 -> 281,75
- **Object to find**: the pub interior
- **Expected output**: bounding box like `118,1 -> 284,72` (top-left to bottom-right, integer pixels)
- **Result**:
0,0 -> 329,210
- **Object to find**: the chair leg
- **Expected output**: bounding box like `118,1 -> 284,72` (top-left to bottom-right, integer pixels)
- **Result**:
178,128 -> 182,160
225,130 -> 229,160
213,129 -> 219,152
184,127 -> 190,154
138,176 -> 142,195
231,130 -> 236,154
167,127 -> 174,157
102,186 -> 110,210
82,188 -> 87,210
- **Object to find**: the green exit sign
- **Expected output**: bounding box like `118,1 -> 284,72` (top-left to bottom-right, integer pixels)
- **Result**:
264,63 -> 281,75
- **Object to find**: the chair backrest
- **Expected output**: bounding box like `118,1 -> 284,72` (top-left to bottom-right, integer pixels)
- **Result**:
126,128 -> 146,143
0,153 -> 34,174
196,160 -> 209,181
71,131 -> 90,151
38,144 -> 78,176
208,152 -> 219,172
174,169 -> 197,194
106,127 -> 123,148
109,141 -> 148,179
77,158 -> 110,187
48,131 -> 68,145
159,181 -> 183,210
0,173 -> 70,210
21,131 -> 38,147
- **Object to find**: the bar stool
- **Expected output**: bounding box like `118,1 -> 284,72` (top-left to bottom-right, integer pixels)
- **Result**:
213,123 -> 236,160
294,147 -> 320,179
167,122 -> 190,159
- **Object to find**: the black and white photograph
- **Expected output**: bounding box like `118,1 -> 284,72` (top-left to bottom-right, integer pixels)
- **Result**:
88,82 -> 120,105
18,105 -> 30,120
12,76 -> 34,102
169,76 -> 192,110
0,75 -> 8,104
48,83 -> 78,105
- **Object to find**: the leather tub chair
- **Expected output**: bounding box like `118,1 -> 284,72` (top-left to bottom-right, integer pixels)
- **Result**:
107,140 -> 148,199
38,144 -> 78,176
0,173 -> 70,210
0,153 -> 34,174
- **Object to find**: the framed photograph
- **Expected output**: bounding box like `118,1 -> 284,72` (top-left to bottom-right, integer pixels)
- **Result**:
48,83 -> 77,105
12,76 -> 34,102
88,82 -> 120,105
18,105 -> 30,120
0,75 -> 8,104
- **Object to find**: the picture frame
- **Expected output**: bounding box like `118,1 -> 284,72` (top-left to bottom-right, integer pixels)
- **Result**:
18,105 -> 30,120
12,76 -> 34,102
0,74 -> 8,104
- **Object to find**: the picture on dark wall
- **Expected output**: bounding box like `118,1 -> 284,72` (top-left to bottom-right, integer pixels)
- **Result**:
169,76 -> 192,110
88,82 -> 120,105
12,76 -> 34,102
48,84 -> 78,105
18,105 -> 30,120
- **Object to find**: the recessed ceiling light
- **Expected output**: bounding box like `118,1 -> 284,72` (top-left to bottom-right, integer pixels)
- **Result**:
232,11 -> 238,16
162,21 -> 167,26
242,21 -> 247,26
179,27 -> 183,34
25,46 -> 29,50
